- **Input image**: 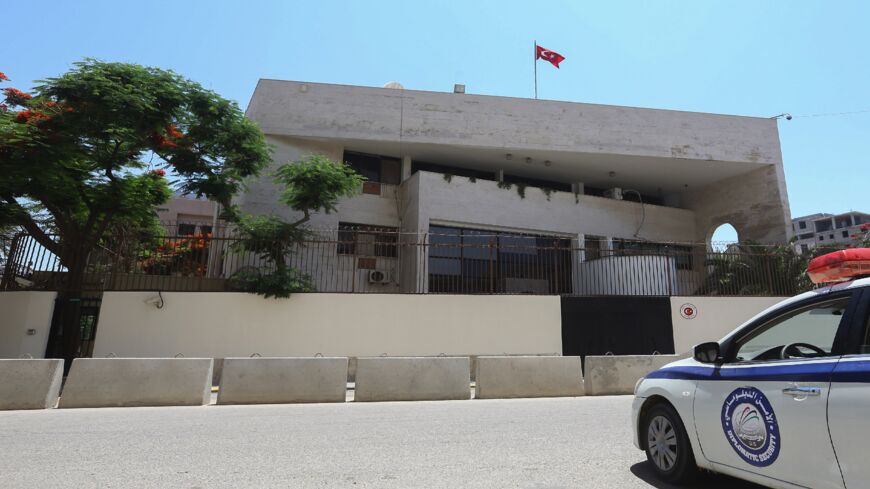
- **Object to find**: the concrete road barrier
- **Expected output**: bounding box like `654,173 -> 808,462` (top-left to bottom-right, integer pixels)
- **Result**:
59,358 -> 213,408
475,356 -> 584,399
217,357 -> 348,405
584,355 -> 680,396
355,357 -> 470,402
0,359 -> 64,410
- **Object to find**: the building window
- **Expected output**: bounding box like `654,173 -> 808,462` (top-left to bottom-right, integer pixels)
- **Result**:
843,230 -> 850,238
584,236 -> 605,261
819,235 -> 825,241
798,221 -> 807,229
428,225 -> 572,294
199,225 -> 212,235
830,234 -> 835,239
178,223 -> 196,236
343,151 -> 401,185
800,244 -> 809,253
815,219 -> 833,232
835,216 -> 853,229
337,223 -> 398,257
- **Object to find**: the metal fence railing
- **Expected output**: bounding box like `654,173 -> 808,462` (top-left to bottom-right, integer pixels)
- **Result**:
0,227 -> 820,297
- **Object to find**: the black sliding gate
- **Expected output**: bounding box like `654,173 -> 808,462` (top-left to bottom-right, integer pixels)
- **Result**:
560,296 -> 675,359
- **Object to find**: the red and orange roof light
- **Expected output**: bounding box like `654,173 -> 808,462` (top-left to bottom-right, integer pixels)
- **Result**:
807,248 -> 870,284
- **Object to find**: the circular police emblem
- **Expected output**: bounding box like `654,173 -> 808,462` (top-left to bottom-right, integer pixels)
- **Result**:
721,387 -> 780,467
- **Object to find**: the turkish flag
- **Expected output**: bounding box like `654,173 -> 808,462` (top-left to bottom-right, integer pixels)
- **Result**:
536,45 -> 565,68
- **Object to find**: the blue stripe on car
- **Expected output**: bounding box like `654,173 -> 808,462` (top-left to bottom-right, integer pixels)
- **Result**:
645,360 -> 870,383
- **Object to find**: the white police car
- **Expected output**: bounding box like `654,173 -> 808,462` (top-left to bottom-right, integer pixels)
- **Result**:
632,249 -> 870,488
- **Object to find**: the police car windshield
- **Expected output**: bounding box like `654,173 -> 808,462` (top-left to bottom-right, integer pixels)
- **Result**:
735,298 -> 848,361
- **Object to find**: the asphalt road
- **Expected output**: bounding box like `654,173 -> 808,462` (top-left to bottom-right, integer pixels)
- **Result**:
0,396 -> 763,489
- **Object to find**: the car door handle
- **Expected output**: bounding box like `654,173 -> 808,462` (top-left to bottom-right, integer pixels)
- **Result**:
782,386 -> 821,397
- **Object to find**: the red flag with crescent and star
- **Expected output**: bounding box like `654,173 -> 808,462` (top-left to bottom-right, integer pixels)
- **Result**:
536,45 -> 565,68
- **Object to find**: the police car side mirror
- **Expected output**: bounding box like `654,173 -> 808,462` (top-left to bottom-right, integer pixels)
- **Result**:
693,342 -> 720,364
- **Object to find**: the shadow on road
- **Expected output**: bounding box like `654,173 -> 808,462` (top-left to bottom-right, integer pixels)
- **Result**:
630,462 -> 765,489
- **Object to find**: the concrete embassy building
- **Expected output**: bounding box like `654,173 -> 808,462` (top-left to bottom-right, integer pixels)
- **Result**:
237,80 -> 793,294
792,211 -> 870,254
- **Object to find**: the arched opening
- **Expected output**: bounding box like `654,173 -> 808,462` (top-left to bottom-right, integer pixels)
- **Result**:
709,223 -> 739,252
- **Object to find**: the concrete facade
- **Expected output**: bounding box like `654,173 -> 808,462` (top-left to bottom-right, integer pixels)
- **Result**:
791,211 -> 870,254
155,194 -> 218,234
235,79 -> 793,294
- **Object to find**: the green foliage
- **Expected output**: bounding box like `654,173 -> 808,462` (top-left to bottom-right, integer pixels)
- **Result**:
228,267 -> 315,299
0,60 -> 270,283
541,187 -> 553,201
271,155 -> 364,219
232,156 -> 363,298
442,173 -> 453,183
233,214 -> 310,266
468,176 -> 476,183
697,241 -> 867,296
497,181 -> 512,190
515,183 -> 527,199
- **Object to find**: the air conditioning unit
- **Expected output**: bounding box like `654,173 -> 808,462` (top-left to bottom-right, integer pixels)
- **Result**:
367,269 -> 391,284
603,187 -> 624,200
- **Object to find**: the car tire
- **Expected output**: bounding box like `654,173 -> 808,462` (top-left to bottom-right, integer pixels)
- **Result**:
642,402 -> 698,485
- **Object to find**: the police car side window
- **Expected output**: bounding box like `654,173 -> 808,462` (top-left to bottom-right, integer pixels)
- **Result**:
734,298 -> 850,362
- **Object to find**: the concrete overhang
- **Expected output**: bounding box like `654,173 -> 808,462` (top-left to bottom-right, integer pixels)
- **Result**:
247,79 -> 784,193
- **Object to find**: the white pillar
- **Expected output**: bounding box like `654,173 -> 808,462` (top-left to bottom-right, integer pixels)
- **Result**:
401,155 -> 412,182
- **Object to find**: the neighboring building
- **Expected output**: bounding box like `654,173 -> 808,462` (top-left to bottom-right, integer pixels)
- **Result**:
155,193 -> 218,236
236,80 -> 793,294
792,211 -> 870,254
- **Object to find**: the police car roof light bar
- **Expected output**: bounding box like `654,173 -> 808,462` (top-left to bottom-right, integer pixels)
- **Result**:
807,248 -> 870,284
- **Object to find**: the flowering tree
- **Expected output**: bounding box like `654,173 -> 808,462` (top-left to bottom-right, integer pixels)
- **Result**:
0,61 -> 270,357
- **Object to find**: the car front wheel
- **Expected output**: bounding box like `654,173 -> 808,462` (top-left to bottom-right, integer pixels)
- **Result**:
643,402 -> 698,484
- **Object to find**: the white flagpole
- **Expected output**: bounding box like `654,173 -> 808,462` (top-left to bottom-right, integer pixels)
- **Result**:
534,40 -> 538,99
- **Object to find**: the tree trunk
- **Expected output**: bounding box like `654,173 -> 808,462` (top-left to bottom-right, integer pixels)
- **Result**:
46,243 -> 89,363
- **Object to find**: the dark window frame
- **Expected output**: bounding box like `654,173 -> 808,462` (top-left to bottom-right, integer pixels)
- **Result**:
343,151 -> 401,185
177,223 -> 197,236
428,225 -> 573,294
337,222 -> 398,258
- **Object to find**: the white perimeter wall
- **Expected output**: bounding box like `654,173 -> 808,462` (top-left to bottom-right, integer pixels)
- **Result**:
93,292 -> 563,358
0,292 -> 790,360
0,291 -> 56,359
670,296 -> 787,354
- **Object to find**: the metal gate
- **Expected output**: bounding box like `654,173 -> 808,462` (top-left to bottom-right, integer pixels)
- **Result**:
45,295 -> 103,368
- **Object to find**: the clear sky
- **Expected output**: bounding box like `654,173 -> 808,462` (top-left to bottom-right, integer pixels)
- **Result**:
3,1 -> 868,242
